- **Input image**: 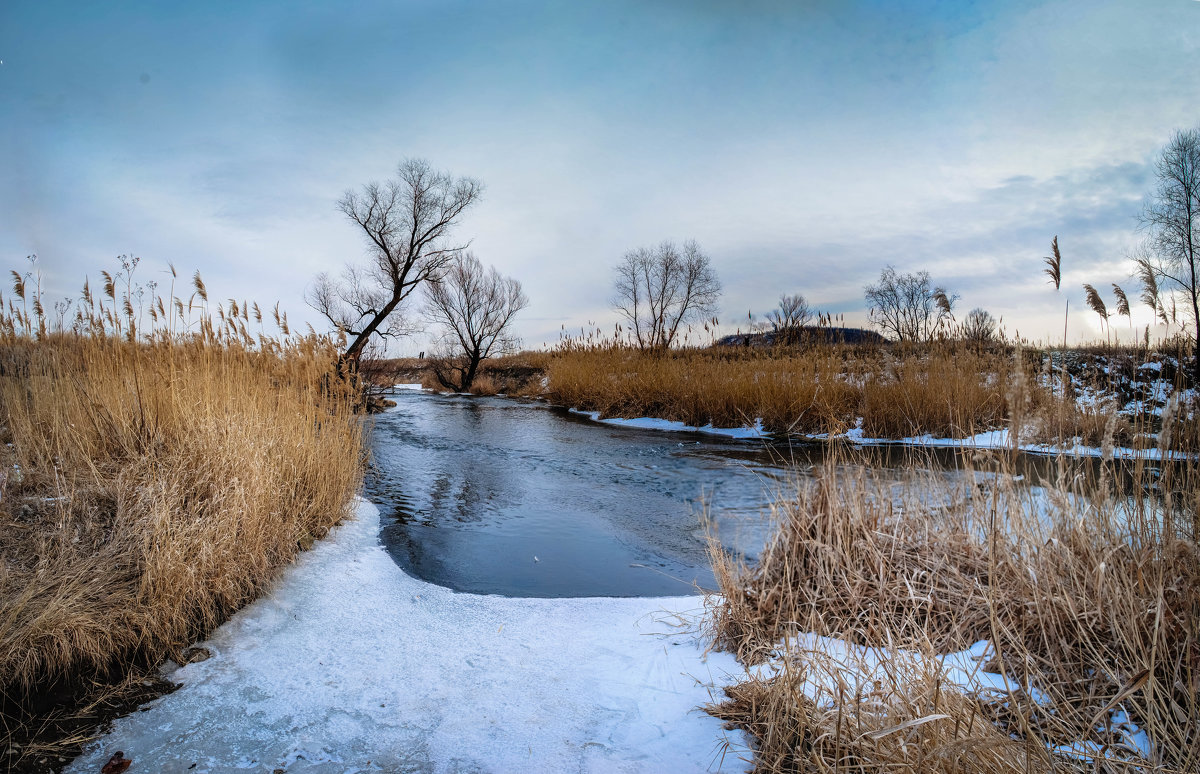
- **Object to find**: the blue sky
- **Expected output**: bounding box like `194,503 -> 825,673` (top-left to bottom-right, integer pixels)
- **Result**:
2,0 -> 1198,350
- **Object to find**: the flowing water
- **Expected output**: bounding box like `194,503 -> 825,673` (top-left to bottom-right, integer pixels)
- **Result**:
366,390 -> 811,597
366,388 -> 1168,599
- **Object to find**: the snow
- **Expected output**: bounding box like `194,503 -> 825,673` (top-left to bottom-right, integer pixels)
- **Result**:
842,427 -> 1194,461
560,353 -> 1198,461
570,409 -> 769,440
750,633 -> 1153,764
392,383 -> 426,391
571,407 -> 1194,460
749,635 -> 1048,707
68,501 -> 749,774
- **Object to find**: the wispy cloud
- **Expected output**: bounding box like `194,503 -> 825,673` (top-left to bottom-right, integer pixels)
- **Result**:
2,0 -> 1198,350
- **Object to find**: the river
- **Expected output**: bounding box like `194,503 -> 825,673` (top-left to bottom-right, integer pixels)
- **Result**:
367,389 -> 819,596
366,388 -> 1177,598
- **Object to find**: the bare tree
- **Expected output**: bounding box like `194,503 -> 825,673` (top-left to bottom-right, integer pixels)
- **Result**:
1136,127 -> 1200,384
612,240 -> 721,351
766,293 -> 812,345
424,253 -> 528,392
307,158 -> 483,367
960,307 -> 998,343
864,266 -> 957,342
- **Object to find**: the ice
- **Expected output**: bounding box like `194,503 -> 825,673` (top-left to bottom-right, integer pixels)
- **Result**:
571,409 -> 769,440
571,405 -> 1193,460
68,501 -> 749,774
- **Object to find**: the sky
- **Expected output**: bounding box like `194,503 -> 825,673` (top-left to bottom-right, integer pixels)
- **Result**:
2,0 -> 1199,352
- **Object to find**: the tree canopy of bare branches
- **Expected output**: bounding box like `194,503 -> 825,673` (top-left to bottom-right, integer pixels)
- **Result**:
1136,127 -> 1200,384
960,307 -> 998,343
306,158 -> 483,366
765,293 -> 812,345
424,253 -> 528,392
864,266 -> 957,342
612,240 -> 721,351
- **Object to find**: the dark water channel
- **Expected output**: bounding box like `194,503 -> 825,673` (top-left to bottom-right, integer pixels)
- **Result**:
366,389 -> 1168,599
367,390 -> 815,597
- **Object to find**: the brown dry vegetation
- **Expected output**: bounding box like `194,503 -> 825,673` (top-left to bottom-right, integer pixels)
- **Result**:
705,441 -> 1199,772
409,351 -> 549,396
0,268 -> 364,770
545,343 -> 1198,452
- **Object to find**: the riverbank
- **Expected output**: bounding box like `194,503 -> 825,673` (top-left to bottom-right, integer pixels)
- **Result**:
1,319 -> 363,769
704,443 -> 1198,772
388,342 -> 1197,458
41,382 -> 1200,773
544,345 -> 1198,454
393,378 -> 1199,770
67,500 -> 749,773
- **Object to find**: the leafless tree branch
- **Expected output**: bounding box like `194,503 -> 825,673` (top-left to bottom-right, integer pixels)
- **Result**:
612,240 -> 721,351
424,253 -> 528,391
305,158 -> 483,366
1136,127 -> 1200,383
865,266 -> 957,342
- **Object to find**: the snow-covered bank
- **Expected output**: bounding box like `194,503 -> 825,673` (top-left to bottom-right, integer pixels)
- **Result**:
68,501 -> 748,774
569,409 -> 769,440
840,424 -> 1196,461
571,408 -> 1194,460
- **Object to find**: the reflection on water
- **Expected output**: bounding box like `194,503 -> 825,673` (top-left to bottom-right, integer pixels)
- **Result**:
368,392 -> 802,597
366,390 -> 1181,599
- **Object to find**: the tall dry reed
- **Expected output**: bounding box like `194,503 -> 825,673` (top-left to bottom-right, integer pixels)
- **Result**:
0,262 -> 364,768
546,343 -> 1196,452
705,441 -> 1199,772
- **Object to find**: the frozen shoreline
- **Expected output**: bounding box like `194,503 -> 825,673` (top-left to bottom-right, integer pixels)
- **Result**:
68,500 -> 749,774
573,409 -> 1194,461
568,408 -> 769,440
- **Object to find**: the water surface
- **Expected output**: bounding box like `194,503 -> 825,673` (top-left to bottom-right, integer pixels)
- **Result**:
367,389 -> 1171,598
367,391 -> 802,597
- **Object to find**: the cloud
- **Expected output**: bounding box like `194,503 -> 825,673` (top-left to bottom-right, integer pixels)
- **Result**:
4,0 -> 1198,352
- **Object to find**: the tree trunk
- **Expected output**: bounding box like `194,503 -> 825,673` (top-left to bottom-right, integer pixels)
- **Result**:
343,293 -> 402,367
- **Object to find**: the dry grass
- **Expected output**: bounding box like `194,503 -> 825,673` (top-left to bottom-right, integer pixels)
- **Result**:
415,351 -> 551,396
547,347 -> 862,433
709,654 -> 1036,773
0,265 -> 364,769
705,439 -> 1199,772
546,343 -> 1197,452
857,352 -> 1015,438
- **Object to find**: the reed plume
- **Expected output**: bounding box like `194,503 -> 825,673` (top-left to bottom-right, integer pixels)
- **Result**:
1082,283 -> 1107,322
932,287 -> 953,318
1044,236 -> 1067,348
1111,283 -> 1130,326
1043,235 -> 1062,289
1135,257 -> 1159,313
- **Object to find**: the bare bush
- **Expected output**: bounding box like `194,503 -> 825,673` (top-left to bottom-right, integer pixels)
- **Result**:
961,307 -> 998,343
765,293 -> 812,345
